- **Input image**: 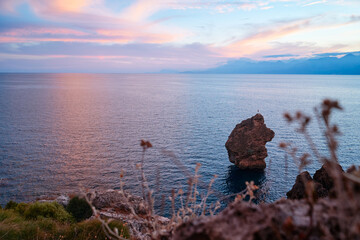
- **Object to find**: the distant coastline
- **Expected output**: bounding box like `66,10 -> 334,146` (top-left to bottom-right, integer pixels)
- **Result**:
182,52 -> 360,75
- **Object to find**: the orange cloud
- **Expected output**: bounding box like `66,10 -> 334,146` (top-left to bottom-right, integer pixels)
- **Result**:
220,18 -> 313,58
121,0 -> 165,22
28,0 -> 93,13
0,0 -> 95,14
51,0 -> 89,12
96,29 -> 177,43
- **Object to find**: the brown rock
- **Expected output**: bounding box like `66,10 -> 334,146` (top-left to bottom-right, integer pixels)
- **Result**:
225,114 -> 275,170
313,163 -> 343,191
286,171 -> 328,200
92,190 -> 147,215
346,165 -> 360,193
172,196 -> 360,240
288,163 -> 344,200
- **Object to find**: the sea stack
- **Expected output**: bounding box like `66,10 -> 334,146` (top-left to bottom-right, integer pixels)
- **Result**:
225,114 -> 275,170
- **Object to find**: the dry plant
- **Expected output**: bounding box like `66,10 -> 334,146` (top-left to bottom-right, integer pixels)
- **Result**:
233,181 -> 259,203
167,163 -> 221,223
80,139 -> 260,240
82,193 -> 129,240
280,99 -> 360,239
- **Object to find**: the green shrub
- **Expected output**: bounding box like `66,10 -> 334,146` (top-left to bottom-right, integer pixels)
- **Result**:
5,200 -> 18,210
66,196 -> 93,222
15,202 -> 29,215
24,202 -> 73,222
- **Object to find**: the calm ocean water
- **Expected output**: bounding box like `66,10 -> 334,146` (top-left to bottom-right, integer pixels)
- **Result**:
0,73 -> 359,211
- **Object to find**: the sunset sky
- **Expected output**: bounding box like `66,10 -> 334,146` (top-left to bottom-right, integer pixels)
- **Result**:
0,0 -> 360,73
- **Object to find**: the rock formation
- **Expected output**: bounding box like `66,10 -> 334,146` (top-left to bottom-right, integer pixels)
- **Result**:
92,190 -> 147,215
172,196 -> 360,240
287,163 -> 344,200
313,163 -> 343,192
225,114 -> 275,170
286,171 -> 328,200
171,166 -> 360,240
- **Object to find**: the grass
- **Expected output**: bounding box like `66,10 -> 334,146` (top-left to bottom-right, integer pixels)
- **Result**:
0,201 -> 130,240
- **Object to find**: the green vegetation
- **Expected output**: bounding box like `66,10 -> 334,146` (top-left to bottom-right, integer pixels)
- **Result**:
0,201 -> 130,240
5,200 -> 18,210
24,202 -> 73,222
66,196 -> 92,222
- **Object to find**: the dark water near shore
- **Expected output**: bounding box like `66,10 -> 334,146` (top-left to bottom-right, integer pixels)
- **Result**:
0,73 -> 359,212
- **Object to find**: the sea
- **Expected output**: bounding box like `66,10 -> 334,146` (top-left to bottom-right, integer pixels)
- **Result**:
0,73 -> 359,213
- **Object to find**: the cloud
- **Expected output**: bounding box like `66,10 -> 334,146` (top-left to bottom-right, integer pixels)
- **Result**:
254,41 -> 348,60
1,0 -> 360,72
120,0 -> 165,22
220,18 -> 314,57
0,0 -> 96,13
302,0 -> 327,7
0,24 -> 178,44
0,0 -> 185,45
218,14 -> 360,58
167,1 -> 272,13
350,15 -> 360,22
0,41 -> 224,72
2,27 -> 88,37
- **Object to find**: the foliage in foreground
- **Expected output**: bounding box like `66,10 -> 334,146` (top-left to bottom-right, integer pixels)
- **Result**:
66,196 -> 93,222
0,201 -> 130,240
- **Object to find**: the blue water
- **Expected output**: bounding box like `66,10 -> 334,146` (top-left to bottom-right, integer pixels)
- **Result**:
0,73 -> 359,212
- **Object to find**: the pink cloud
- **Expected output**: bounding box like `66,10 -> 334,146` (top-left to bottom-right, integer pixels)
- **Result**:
3,27 -> 88,37
0,0 -> 183,45
0,41 -> 226,72
121,0 -> 165,22
25,0 -> 93,13
218,15 -> 360,58
219,18 -> 313,58
96,29 -> 177,44
0,25 -> 178,44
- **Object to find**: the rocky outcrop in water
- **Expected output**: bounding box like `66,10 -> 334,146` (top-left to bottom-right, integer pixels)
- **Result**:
313,163 -> 343,192
286,171 -> 328,200
287,164 -> 344,200
225,114 -> 275,170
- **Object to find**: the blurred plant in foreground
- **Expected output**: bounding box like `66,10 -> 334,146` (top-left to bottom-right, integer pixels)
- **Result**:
83,139 -> 260,239
280,99 -> 360,239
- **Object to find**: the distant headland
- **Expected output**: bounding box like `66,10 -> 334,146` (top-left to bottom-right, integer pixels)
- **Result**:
182,52 -> 360,75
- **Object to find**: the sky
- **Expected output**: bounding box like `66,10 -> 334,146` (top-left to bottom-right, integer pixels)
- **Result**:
0,0 -> 359,73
